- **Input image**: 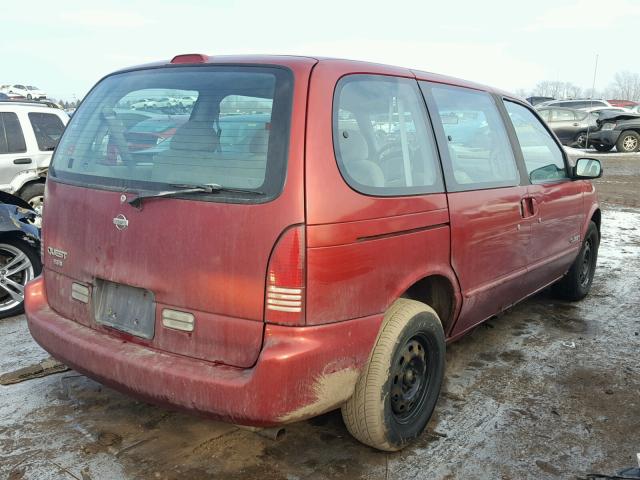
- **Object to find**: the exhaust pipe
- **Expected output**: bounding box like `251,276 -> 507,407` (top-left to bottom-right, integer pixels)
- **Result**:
235,425 -> 286,441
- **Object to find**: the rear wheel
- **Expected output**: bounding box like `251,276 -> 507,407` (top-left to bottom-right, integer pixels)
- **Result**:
552,221 -> 599,301
0,239 -> 41,318
341,299 -> 445,451
594,144 -> 613,152
574,132 -> 587,148
26,94 -> 32,100
616,130 -> 640,153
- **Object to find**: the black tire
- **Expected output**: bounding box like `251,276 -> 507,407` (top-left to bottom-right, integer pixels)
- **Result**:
341,299 -> 445,451
594,144 -> 613,152
0,238 -> 42,319
26,94 -> 32,100
19,183 -> 45,213
615,130 -> 640,153
574,132 -> 587,148
552,221 -> 599,301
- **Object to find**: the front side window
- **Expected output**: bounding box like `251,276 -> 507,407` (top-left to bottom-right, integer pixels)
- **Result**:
29,113 -> 65,151
52,66 -> 293,203
422,83 -> 519,191
0,112 -> 27,154
333,75 -> 443,196
503,101 -> 568,184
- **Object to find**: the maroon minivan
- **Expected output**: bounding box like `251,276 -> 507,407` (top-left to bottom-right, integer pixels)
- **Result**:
25,54 -> 602,451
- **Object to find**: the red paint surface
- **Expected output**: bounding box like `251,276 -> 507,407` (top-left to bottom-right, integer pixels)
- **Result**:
447,186 -> 531,336
27,277 -> 383,425
26,55 -> 601,425
40,57 -> 314,367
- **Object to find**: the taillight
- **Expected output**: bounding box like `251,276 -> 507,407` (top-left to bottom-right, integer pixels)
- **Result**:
265,226 -> 305,326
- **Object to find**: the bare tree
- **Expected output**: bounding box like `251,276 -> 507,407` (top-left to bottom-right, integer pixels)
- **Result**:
532,80 -> 582,99
606,71 -> 640,101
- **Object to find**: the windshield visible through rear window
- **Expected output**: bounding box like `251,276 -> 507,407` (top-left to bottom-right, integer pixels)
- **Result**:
51,65 -> 293,202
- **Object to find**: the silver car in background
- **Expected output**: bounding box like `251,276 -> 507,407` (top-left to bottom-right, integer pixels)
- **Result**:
536,107 -> 597,147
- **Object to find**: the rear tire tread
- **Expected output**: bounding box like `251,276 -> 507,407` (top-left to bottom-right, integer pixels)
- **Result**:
341,299 -> 442,451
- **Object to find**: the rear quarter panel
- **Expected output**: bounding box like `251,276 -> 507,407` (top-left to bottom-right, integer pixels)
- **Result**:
304,60 -> 460,327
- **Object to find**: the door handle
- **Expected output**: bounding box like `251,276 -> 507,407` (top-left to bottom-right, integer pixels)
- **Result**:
13,158 -> 32,165
520,197 -> 536,218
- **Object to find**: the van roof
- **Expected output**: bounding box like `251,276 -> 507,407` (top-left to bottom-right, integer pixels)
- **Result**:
110,54 -> 520,102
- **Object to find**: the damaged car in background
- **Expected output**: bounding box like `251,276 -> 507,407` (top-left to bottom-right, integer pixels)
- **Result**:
0,191 -> 41,319
536,107 -> 597,148
587,111 -> 640,153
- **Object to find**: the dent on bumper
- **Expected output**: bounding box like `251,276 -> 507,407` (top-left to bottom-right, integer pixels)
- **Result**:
25,277 -> 383,426
589,130 -> 619,146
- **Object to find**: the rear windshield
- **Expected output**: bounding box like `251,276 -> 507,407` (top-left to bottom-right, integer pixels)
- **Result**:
51,65 -> 293,202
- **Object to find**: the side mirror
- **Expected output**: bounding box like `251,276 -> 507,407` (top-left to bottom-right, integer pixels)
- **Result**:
572,158 -> 602,179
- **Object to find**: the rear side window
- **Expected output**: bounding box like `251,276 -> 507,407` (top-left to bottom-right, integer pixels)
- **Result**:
52,66 -> 293,203
421,83 -> 519,191
503,101 -> 568,183
552,109 -> 575,121
333,75 -> 443,196
0,112 -> 27,154
29,113 -> 65,151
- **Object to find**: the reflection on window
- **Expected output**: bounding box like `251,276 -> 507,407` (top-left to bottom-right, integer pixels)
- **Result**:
52,67 -> 292,199
426,84 -> 519,190
334,75 -> 442,195
0,112 -> 26,154
28,113 -> 65,151
504,101 -> 567,184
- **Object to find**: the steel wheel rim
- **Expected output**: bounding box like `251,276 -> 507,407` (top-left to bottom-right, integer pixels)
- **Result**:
0,244 -> 34,311
579,240 -> 592,287
576,133 -> 586,147
390,334 -> 430,423
623,136 -> 638,151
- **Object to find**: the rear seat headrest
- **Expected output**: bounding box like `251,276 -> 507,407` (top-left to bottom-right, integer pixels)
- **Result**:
170,121 -> 219,152
338,129 -> 369,161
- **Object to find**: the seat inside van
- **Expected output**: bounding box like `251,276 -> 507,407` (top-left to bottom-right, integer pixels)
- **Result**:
152,117 -> 269,188
338,130 -> 385,187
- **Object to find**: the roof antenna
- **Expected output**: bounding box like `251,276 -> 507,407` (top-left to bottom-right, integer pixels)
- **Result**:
585,54 -> 599,150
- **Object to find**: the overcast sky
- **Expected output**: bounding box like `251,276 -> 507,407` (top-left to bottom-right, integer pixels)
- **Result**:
2,0 -> 638,100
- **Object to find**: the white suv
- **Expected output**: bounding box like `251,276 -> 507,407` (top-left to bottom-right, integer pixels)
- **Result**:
0,102 -> 68,213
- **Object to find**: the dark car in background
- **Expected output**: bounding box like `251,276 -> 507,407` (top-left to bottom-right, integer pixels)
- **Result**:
526,96 -> 554,106
588,111 -> 640,152
0,192 -> 41,318
537,107 -> 596,147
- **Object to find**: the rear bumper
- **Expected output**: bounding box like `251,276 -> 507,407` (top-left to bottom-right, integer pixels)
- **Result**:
25,277 -> 382,426
588,130 -> 620,147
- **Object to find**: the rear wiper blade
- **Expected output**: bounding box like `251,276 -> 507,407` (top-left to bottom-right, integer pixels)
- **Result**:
128,183 -> 264,208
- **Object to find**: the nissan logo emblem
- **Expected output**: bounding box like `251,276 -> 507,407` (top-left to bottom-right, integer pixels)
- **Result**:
113,214 -> 129,231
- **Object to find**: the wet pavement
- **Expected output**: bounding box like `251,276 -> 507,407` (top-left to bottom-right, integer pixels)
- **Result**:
2,156 -> 639,479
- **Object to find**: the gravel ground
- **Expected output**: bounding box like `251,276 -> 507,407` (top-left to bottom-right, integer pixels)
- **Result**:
1,152 -> 639,480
